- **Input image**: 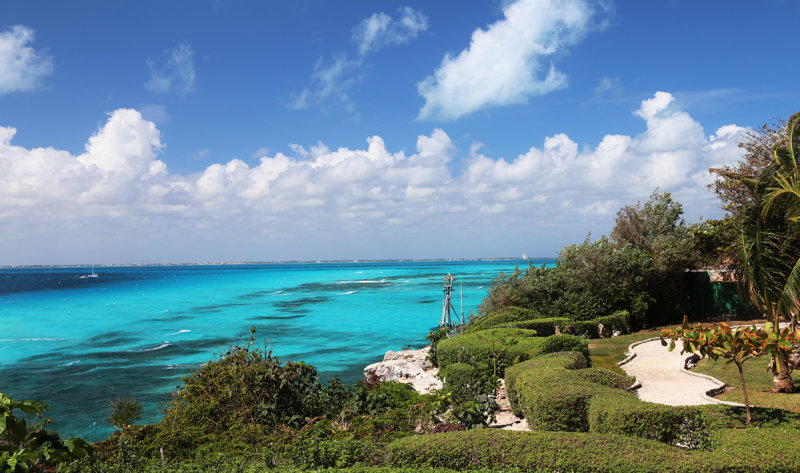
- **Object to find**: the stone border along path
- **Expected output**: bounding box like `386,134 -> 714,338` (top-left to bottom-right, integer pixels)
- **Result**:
618,338 -> 742,406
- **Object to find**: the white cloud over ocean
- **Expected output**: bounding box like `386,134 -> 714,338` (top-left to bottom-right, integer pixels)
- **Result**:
0,92 -> 745,264
417,0 -> 603,120
0,25 -> 53,94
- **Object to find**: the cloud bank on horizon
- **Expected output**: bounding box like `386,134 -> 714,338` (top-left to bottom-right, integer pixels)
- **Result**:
0,91 -> 745,263
2,0 -> 794,264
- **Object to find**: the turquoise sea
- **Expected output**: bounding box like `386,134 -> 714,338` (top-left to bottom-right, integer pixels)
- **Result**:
0,259 -> 552,441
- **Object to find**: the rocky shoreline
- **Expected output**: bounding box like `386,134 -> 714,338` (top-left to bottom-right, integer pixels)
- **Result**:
363,345 -> 527,430
363,346 -> 443,394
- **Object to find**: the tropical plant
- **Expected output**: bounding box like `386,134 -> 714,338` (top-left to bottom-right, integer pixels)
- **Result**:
0,393 -> 91,472
660,320 -> 760,425
736,112 -> 800,393
106,398 -> 143,429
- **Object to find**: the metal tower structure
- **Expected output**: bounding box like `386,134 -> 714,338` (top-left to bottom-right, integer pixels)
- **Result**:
439,273 -> 464,327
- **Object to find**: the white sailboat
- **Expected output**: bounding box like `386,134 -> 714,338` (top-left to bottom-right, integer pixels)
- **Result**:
80,266 -> 99,279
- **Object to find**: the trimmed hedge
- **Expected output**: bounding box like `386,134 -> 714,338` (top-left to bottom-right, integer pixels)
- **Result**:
569,310 -> 630,338
504,351 -> 587,419
483,310 -> 630,339
505,349 -> 719,451
504,352 -> 628,431
436,328 -> 540,376
386,429 -> 691,472
588,393 -> 713,449
436,330 -> 588,377
495,317 -> 570,336
465,307 -> 543,333
386,428 -> 800,472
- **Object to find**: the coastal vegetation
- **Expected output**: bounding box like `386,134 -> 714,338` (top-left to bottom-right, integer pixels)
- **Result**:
6,112 -> 800,471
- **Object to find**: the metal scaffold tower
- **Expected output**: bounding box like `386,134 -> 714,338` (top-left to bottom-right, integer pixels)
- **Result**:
439,273 -> 464,328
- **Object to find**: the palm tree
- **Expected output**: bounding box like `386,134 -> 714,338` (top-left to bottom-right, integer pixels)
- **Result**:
738,113 -> 800,392
737,112 -> 800,393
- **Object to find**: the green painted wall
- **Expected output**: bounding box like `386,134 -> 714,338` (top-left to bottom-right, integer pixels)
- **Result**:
687,271 -> 759,318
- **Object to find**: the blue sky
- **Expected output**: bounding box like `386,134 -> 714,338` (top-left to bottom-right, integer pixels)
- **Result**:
1,0 -> 798,265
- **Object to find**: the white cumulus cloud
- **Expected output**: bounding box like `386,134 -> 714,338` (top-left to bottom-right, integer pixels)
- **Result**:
417,0 -> 602,120
0,25 -> 54,94
0,92 -> 749,264
145,43 -> 196,93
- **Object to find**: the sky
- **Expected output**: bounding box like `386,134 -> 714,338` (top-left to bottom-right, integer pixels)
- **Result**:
1,0 -> 799,265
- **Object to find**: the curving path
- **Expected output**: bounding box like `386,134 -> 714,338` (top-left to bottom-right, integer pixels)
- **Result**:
619,338 -> 742,406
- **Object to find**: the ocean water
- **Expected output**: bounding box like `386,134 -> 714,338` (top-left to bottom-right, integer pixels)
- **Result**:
0,259 -> 552,441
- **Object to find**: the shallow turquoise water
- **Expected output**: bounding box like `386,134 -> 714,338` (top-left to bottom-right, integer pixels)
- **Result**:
0,260 -> 552,440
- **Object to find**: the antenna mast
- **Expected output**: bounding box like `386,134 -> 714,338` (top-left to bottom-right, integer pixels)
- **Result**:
439,273 -> 463,327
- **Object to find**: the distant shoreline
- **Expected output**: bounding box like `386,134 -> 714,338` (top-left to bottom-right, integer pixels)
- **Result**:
1,257 -> 555,270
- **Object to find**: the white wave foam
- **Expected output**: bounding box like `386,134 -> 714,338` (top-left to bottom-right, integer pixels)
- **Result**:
0,338 -> 62,342
65,360 -> 80,366
477,285 -> 485,289
274,290 -> 283,294
167,329 -> 191,336
356,279 -> 386,283
338,290 -> 358,295
141,341 -> 171,352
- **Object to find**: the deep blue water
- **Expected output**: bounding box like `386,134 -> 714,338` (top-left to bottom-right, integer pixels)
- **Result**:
0,260 -> 553,441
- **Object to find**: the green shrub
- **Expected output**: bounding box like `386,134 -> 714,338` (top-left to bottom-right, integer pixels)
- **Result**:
573,367 -> 635,390
436,330 -> 588,378
569,310 -> 631,338
440,363 -> 484,403
494,317 -> 570,336
504,352 -> 588,419
466,307 -> 543,333
356,381 -> 424,415
386,429 -> 691,472
535,334 -> 590,360
106,398 -> 143,429
283,438 -> 383,468
425,327 -> 450,367
385,428 -> 800,472
493,311 -> 631,339
505,348 -> 716,449
435,328 -> 541,376
588,393 -> 712,449
505,351 -> 637,432
0,393 -> 91,473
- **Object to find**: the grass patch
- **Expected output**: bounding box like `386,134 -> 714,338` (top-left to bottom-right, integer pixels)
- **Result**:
587,330 -> 659,374
693,356 -> 800,412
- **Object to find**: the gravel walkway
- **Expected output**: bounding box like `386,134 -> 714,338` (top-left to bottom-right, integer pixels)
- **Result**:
619,338 -> 742,406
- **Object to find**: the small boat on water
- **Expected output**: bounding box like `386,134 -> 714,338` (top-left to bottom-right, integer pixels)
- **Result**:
79,266 -> 99,279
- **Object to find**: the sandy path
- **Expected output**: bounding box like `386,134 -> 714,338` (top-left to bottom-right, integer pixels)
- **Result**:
619,338 -> 742,406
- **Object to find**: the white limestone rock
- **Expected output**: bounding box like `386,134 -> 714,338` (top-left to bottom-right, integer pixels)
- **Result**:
363,346 -> 443,394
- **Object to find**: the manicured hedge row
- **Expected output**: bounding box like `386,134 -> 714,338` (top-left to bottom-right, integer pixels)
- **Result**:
588,392 -> 713,449
436,330 -> 588,377
504,352 -> 631,430
386,428 -> 800,472
436,328 -> 540,376
476,310 -> 631,339
495,317 -> 570,336
465,307 -> 543,333
569,310 -> 630,338
504,350 -> 721,450
386,429 -> 691,472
